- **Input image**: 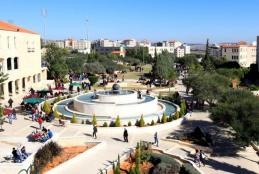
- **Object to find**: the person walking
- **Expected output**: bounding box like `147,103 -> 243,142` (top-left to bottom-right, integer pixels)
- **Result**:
12,108 -> 17,120
195,149 -> 201,167
93,125 -> 97,139
123,128 -> 128,142
37,116 -> 43,129
154,132 -> 159,147
8,113 -> 13,124
199,150 -> 207,166
8,98 -> 13,108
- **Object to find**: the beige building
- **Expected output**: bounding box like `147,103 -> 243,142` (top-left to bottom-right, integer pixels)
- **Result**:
0,21 -> 47,100
221,41 -> 256,67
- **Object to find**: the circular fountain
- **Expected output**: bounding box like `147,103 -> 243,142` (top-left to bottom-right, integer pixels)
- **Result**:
54,84 -> 177,124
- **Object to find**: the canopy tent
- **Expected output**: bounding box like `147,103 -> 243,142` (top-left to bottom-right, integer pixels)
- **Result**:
70,82 -> 81,87
23,98 -> 44,104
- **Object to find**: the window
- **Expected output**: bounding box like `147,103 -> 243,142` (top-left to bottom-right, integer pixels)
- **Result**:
14,57 -> 18,69
33,75 -> 36,83
37,73 -> 41,82
14,37 -> 16,49
7,36 -> 10,49
7,57 -> 12,70
22,78 -> 25,89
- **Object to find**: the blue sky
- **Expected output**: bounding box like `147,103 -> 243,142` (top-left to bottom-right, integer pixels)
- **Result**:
1,0 -> 259,43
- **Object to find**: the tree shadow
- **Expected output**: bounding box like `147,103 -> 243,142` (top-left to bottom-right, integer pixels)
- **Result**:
168,119 -> 242,156
204,158 -> 257,174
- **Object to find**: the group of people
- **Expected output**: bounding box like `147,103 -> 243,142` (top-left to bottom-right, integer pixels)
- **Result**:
30,127 -> 53,142
194,149 -> 207,167
12,146 -> 28,163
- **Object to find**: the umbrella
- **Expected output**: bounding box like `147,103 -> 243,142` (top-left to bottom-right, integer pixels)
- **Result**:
70,82 -> 81,87
23,98 -> 44,104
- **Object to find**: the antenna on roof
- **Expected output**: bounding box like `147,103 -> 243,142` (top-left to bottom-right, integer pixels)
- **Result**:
41,8 -> 48,46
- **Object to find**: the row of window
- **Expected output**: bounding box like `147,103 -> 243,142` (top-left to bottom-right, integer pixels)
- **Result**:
7,57 -> 19,70
0,35 -> 36,52
231,55 -> 239,60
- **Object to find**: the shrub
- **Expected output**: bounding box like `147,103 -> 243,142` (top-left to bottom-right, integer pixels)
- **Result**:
180,163 -> 201,174
151,120 -> 155,125
103,122 -> 108,127
128,121 -> 132,126
110,121 -> 115,127
115,115 -> 121,127
61,114 -> 65,120
92,114 -> 97,125
161,112 -> 167,123
135,119 -> 139,126
88,75 -> 99,85
180,99 -> 187,116
0,106 -> 4,118
56,95 -> 62,102
168,115 -> 173,122
71,114 -> 77,123
42,101 -> 51,115
139,115 -> 145,127
33,141 -> 61,172
81,120 -> 85,124
173,111 -> 180,120
157,116 -> 161,123
53,109 -> 59,119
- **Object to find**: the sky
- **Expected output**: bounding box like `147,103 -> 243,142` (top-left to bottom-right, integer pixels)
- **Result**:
1,0 -> 259,43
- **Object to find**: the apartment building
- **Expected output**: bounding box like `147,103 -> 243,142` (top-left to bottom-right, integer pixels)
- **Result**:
174,46 -> 185,58
122,39 -> 137,47
0,21 -> 47,100
74,39 -> 91,54
221,41 -> 256,67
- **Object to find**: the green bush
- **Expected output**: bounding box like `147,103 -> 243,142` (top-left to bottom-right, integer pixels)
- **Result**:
168,115 -> 173,122
92,114 -> 97,125
81,120 -> 85,124
33,141 -> 62,172
173,111 -> 180,120
161,112 -> 167,123
42,101 -> 51,115
180,163 -> 201,174
151,120 -> 155,125
71,114 -> 77,123
0,106 -> 4,118
128,121 -> 132,126
103,122 -> 108,127
180,99 -> 187,116
115,116 -> 121,127
88,75 -> 99,85
135,119 -> 139,126
61,114 -> 65,120
139,115 -> 145,127
53,109 -> 59,119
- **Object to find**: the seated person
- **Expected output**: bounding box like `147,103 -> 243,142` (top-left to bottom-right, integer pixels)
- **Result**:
42,126 -> 47,133
47,129 -> 53,139
46,112 -> 54,122
21,146 -> 28,159
12,148 -> 21,163
59,119 -> 65,126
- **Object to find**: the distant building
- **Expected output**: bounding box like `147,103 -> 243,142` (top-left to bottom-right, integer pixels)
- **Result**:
0,21 -> 47,100
74,39 -> 91,54
122,39 -> 137,47
148,46 -> 174,57
221,41 -> 256,67
209,44 -> 221,57
175,46 -> 185,58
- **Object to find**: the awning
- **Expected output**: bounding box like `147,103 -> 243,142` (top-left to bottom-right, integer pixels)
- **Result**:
23,98 -> 44,104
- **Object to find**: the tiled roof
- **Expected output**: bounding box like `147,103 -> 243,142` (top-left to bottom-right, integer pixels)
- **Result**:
0,20 -> 38,35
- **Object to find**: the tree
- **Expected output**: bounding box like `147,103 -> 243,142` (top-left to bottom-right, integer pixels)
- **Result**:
44,43 -> 69,79
66,53 -> 87,74
42,101 -> 51,115
0,106 -> 4,130
114,155 -> 120,174
151,120 -> 155,125
0,72 -> 8,84
180,100 -> 187,116
157,116 -> 161,123
161,113 -> 167,123
211,89 -> 259,146
84,62 -> 106,74
152,51 -> 177,85
135,143 -> 141,174
103,122 -> 108,127
139,115 -> 145,127
115,115 -> 121,127
92,114 -> 97,125
71,114 -> 77,123
128,121 -> 132,126
53,109 -> 59,119
88,75 -> 99,85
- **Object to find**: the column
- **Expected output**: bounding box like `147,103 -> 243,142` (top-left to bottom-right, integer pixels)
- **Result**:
11,81 -> 15,97
3,83 -> 8,100
18,79 -> 23,94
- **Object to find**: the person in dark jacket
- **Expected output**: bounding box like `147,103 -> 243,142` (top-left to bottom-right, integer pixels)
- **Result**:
123,128 -> 128,142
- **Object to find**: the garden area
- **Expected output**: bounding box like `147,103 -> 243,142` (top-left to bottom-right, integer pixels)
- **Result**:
31,141 -> 96,174
106,142 -> 201,174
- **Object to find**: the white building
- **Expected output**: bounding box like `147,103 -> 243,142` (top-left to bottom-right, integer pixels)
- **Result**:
74,39 -> 91,54
122,39 -> 137,47
148,46 -> 175,57
182,44 -> 191,54
209,44 -> 221,57
221,41 -> 256,67
175,46 -> 185,58
0,21 -> 47,100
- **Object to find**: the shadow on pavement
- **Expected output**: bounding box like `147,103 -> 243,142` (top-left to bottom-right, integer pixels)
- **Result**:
111,137 -> 124,142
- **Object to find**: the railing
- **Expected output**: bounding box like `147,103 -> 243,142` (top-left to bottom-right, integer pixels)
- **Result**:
17,164 -> 39,174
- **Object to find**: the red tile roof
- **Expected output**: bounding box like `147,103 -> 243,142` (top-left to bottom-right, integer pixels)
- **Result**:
0,20 -> 38,35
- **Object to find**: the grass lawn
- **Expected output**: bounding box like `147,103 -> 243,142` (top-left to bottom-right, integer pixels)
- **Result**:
118,64 -> 152,80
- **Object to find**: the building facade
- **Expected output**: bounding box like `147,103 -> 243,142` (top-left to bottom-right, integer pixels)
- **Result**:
221,41 -> 256,67
0,21 -> 47,100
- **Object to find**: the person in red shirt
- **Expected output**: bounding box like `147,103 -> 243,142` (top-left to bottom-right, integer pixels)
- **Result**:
37,116 -> 43,129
